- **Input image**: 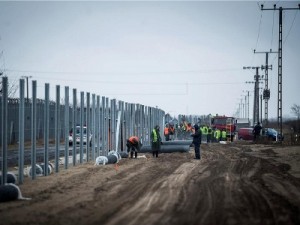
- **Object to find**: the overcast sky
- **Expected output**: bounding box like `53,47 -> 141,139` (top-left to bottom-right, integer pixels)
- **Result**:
0,1 -> 299,119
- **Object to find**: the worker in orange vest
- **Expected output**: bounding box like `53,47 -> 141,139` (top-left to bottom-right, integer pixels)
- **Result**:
169,124 -> 175,140
164,123 -> 170,141
126,136 -> 142,158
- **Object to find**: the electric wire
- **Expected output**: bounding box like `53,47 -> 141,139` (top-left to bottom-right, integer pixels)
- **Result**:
4,67 -> 242,76
251,6 -> 264,65
255,8 -> 263,50
270,10 -> 275,50
283,10 -> 299,45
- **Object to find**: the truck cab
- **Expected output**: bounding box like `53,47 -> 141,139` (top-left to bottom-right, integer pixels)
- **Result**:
211,116 -> 236,141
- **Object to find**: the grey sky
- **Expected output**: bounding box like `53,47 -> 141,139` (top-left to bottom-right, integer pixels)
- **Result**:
0,1 -> 299,119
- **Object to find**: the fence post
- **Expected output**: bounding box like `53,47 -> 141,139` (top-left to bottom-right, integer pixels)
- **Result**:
80,91 -> 84,163
44,83 -> 50,176
64,86 -> 69,169
101,96 -> 105,155
55,85 -> 60,172
18,79 -> 25,184
31,80 -> 37,180
86,92 -> 90,162
96,96 -> 101,157
72,88 -> 77,166
1,76 -> 8,185
91,94 -> 96,160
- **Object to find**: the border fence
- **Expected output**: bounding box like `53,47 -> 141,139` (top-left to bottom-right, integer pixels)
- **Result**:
1,76 -> 165,184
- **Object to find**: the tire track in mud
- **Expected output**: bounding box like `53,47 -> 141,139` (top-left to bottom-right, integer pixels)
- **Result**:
99,161 -> 199,225
183,146 -> 300,225
18,154 -> 188,225
0,160 -> 153,225
86,154 -> 194,225
0,144 -> 299,225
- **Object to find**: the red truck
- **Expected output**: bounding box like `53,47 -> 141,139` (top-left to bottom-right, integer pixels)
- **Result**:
211,115 -> 236,141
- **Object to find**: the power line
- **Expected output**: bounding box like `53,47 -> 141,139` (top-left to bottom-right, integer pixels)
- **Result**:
283,10 -> 299,45
4,67 -> 242,76
270,10 -> 275,49
254,10 -> 264,52
261,3 -> 300,142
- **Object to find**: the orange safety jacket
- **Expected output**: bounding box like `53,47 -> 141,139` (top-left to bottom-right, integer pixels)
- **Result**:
129,136 -> 139,144
186,125 -> 192,132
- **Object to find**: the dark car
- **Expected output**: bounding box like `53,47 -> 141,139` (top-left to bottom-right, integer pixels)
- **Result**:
262,128 -> 283,141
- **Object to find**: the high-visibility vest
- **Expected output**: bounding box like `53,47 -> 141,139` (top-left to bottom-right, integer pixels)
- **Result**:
164,127 -> 169,135
202,126 -> 208,135
221,131 -> 227,138
152,129 -> 158,142
215,130 -> 221,139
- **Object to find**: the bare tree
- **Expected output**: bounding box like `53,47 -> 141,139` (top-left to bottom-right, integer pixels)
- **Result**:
1,50 -> 18,98
291,104 -> 300,120
291,104 -> 300,133
0,74 -> 18,98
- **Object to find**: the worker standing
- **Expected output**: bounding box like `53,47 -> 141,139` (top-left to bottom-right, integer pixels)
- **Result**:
207,127 -> 212,143
169,123 -> 175,141
151,125 -> 162,158
253,122 -> 262,143
164,123 -> 170,141
215,128 -> 221,142
126,136 -> 142,159
202,125 -> 208,143
221,129 -> 227,141
191,124 -> 202,160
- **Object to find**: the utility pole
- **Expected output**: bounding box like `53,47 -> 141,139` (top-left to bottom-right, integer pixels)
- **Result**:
254,49 -> 277,127
261,3 -> 300,140
244,66 -> 263,126
243,90 -> 251,125
247,91 -> 250,124
260,93 -> 263,124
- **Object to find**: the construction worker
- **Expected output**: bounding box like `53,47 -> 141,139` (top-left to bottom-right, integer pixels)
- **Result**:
186,123 -> 193,133
179,123 -> 186,140
214,128 -> 221,142
151,125 -> 162,158
169,124 -> 175,140
126,136 -> 142,159
164,123 -> 170,141
253,122 -> 262,143
191,124 -> 202,159
207,126 -> 212,143
221,129 -> 227,141
202,125 -> 208,143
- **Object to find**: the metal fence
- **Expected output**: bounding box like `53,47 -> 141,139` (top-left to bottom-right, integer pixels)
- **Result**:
1,77 -> 165,184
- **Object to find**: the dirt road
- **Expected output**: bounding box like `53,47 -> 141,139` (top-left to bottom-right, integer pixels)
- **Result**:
1,142 -> 300,225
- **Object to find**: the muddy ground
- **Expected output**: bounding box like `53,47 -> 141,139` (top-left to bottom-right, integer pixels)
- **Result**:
0,142 -> 300,225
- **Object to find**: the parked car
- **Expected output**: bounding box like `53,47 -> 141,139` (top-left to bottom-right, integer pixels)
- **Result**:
237,127 -> 254,141
262,128 -> 284,141
69,126 -> 92,146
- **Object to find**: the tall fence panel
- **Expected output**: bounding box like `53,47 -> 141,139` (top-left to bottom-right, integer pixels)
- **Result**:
0,77 -> 166,184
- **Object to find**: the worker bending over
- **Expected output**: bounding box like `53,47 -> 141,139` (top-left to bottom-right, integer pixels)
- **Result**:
126,136 -> 142,159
